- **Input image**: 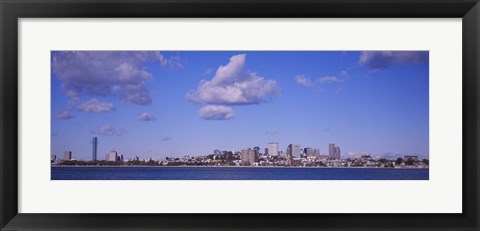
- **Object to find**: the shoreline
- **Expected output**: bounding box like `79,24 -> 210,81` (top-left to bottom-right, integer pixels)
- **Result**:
51,165 -> 428,169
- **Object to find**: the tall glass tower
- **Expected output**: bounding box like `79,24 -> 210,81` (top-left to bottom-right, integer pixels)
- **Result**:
329,143 -> 335,159
92,137 -> 98,161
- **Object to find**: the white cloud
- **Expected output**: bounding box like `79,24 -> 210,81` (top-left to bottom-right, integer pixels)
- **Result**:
53,51 -> 155,105
55,109 -> 73,119
198,105 -> 235,120
156,52 -> 183,68
76,98 -> 115,112
295,75 -> 344,91
52,51 -> 182,107
295,75 -> 312,87
99,125 -> 115,136
98,125 -> 125,136
187,54 -> 280,106
358,51 -> 428,69
317,76 -> 344,84
137,112 -> 156,121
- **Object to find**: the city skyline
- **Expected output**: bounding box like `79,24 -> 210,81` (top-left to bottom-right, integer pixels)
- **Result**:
51,51 -> 429,160
55,138 -> 425,161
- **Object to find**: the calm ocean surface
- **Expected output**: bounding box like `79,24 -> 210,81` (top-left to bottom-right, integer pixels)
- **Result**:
51,166 -> 429,180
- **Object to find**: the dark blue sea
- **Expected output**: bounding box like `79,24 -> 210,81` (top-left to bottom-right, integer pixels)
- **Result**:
51,167 -> 429,180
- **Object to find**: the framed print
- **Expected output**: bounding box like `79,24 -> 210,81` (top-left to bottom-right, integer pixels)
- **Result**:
49,50 -> 430,181
1,0 -> 479,230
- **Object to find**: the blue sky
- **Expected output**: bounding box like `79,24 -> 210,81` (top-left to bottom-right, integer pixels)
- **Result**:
51,51 -> 429,160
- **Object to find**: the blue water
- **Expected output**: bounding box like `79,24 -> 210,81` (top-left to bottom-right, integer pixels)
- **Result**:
51,167 -> 429,180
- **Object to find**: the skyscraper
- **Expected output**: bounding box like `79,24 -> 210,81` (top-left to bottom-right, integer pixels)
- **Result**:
329,144 -> 336,159
241,148 -> 258,165
92,137 -> 98,161
63,151 -> 72,160
335,146 -> 341,159
305,147 -> 319,157
286,144 -> 293,157
268,142 -> 279,156
287,144 -> 301,157
106,149 -> 118,161
293,144 -> 301,157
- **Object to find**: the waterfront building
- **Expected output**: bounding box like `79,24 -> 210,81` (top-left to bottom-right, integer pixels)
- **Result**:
106,149 -> 118,161
286,144 -> 293,157
63,151 -> 72,160
329,144 -> 341,159
287,156 -> 293,166
292,144 -> 301,157
335,146 -> 341,159
304,147 -> 320,157
116,154 -> 124,161
51,154 -> 56,162
304,147 -> 311,156
329,143 -> 335,159
293,158 -> 302,166
268,142 -> 279,156
241,148 -> 258,166
92,137 -> 98,161
302,147 -> 310,157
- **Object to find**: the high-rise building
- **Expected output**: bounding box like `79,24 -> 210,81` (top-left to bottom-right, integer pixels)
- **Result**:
51,154 -> 57,162
329,144 -> 336,159
241,149 -> 258,165
304,148 -> 310,156
287,144 -> 301,157
305,147 -> 319,157
335,146 -> 341,159
268,142 -> 279,156
116,154 -> 124,161
92,137 -> 98,161
106,149 -> 118,161
63,151 -> 72,160
292,144 -> 301,157
286,144 -> 293,157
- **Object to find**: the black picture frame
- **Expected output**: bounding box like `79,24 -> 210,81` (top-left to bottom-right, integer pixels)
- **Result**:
1,0 -> 479,230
